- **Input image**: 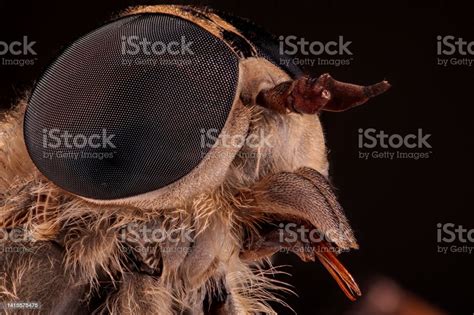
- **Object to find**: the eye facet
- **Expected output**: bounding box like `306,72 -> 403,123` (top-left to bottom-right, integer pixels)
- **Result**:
24,14 -> 240,200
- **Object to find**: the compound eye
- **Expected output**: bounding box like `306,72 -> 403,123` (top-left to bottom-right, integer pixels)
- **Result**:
24,14 -> 239,200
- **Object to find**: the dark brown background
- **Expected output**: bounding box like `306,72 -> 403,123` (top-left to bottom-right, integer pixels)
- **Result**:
0,0 -> 472,314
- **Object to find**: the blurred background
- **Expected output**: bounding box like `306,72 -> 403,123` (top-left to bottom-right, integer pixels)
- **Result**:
0,1 -> 472,314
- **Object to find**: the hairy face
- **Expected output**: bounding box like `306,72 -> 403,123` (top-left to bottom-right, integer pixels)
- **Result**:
0,5 -> 389,314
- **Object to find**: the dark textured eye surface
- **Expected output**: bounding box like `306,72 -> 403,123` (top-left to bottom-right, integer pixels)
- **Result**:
24,14 -> 239,200
216,11 -> 303,78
